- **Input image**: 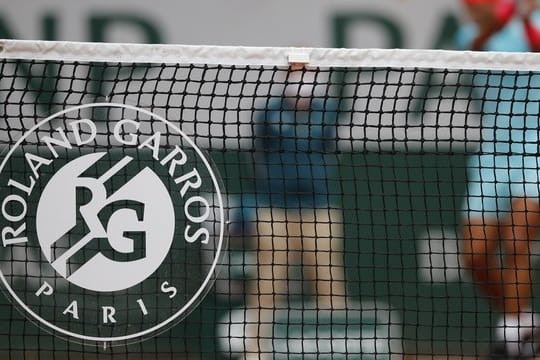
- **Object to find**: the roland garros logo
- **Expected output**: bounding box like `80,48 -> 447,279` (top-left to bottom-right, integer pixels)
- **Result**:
0,103 -> 225,345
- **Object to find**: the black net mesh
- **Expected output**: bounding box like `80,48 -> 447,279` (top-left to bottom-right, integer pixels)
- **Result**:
0,53 -> 538,359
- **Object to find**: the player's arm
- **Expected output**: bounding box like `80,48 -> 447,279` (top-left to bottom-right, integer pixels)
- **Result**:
520,0 -> 540,51
470,0 -> 517,50
253,101 -> 280,150
252,99 -> 281,176
321,100 -> 339,152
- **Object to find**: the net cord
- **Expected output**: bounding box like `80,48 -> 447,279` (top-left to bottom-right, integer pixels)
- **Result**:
3,39 -> 540,71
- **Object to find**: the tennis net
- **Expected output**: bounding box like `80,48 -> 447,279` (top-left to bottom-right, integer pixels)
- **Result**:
1,39 -> 540,359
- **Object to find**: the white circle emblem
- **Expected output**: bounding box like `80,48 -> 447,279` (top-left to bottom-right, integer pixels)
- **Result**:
0,103 -> 225,345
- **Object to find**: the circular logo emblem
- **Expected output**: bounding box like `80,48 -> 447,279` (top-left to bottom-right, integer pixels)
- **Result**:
0,103 -> 225,345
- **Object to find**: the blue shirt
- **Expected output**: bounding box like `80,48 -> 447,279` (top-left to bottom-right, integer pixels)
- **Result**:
253,97 -> 339,208
456,14 -> 540,154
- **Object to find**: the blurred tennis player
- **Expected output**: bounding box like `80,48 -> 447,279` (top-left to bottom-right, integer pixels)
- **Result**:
457,0 -> 540,358
243,65 -> 347,359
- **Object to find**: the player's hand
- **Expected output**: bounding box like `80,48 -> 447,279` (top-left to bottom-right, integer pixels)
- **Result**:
518,0 -> 538,20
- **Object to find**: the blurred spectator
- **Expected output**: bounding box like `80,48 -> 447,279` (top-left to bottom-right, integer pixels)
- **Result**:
243,66 -> 347,359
